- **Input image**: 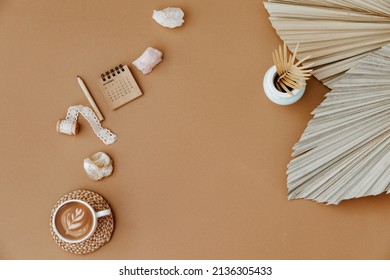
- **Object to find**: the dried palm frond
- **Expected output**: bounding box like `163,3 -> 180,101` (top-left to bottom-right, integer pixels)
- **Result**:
264,0 -> 390,88
287,44 -> 390,205
272,42 -> 313,95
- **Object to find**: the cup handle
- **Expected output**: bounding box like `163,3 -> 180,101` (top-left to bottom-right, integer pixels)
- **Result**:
95,208 -> 111,218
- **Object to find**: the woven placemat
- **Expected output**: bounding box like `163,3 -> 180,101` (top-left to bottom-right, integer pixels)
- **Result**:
49,189 -> 114,255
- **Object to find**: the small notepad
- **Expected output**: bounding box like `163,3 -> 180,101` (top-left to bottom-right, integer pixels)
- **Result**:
97,64 -> 142,110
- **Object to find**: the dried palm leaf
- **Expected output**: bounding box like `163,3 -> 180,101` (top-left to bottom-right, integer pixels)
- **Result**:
288,44 -> 390,205
264,0 -> 390,88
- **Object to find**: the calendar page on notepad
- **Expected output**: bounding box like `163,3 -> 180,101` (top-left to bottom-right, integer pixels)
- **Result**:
97,64 -> 142,110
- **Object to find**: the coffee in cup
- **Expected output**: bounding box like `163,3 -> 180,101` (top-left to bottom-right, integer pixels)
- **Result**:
52,199 -> 111,243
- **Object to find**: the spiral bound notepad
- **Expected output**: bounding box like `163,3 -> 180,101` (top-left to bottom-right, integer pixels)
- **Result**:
97,64 -> 142,110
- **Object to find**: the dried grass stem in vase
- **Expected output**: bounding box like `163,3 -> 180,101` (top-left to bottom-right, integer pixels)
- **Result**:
272,43 -> 313,95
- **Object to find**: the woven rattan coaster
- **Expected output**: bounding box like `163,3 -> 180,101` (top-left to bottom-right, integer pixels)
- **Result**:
49,189 -> 114,255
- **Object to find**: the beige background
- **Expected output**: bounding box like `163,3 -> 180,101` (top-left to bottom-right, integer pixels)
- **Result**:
1,0 -> 390,260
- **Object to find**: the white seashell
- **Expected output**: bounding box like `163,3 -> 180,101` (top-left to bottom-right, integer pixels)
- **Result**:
152,7 -> 184,28
132,47 -> 163,74
83,152 -> 113,181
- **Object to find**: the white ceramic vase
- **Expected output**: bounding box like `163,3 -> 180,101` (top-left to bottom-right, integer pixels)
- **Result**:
263,65 -> 305,105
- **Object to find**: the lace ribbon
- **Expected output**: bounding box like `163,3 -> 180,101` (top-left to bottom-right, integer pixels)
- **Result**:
58,105 -> 117,145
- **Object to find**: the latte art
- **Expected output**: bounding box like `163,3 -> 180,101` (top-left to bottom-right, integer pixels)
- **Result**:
54,201 -> 94,241
65,208 -> 85,234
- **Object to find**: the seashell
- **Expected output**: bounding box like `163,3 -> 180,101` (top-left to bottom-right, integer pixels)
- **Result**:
152,7 -> 184,28
83,152 -> 113,181
132,47 -> 163,74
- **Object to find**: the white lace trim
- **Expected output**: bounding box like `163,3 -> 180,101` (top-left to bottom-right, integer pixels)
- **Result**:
59,105 -> 117,145
58,119 -> 75,135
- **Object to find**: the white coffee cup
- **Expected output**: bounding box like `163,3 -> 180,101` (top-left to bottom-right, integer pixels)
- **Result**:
52,199 -> 111,243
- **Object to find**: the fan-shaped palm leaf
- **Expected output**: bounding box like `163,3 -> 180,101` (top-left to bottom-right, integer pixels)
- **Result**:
264,0 -> 390,88
288,44 -> 390,204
